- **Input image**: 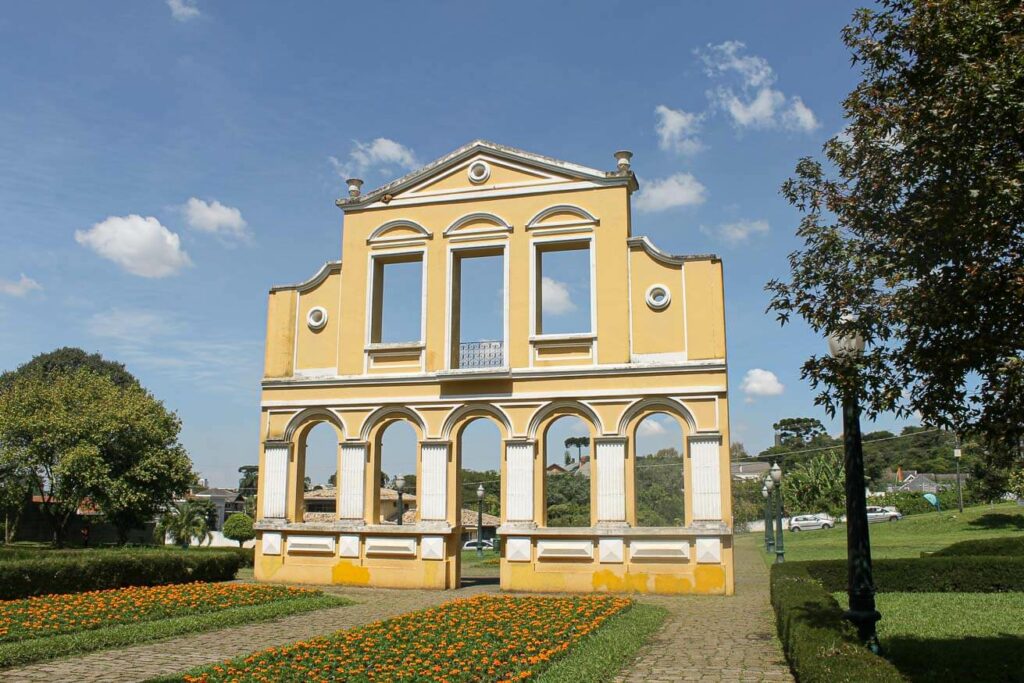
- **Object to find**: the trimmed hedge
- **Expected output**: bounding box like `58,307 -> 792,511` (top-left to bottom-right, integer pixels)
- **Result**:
770,562 -> 904,682
932,535 -> 1024,557
0,550 -> 241,600
802,556 -> 1024,594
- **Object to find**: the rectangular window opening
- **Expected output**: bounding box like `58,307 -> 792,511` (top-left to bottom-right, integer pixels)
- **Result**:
371,255 -> 424,344
536,242 -> 592,335
451,249 -> 504,369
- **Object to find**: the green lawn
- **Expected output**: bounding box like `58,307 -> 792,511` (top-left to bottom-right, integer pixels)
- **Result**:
830,591 -> 1024,682
754,502 -> 1024,563
460,548 -> 500,577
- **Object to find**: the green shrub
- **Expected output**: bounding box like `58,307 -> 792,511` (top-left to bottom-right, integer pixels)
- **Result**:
770,563 -> 904,682
872,490 -> 975,516
803,556 -> 1024,594
222,513 -> 255,548
931,536 -> 1024,557
0,550 -> 240,600
185,545 -> 255,568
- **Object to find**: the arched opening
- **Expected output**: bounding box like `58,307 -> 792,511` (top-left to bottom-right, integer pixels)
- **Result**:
633,412 -> 685,526
374,420 -> 419,523
456,417 -> 502,578
299,422 -> 341,522
543,415 -> 593,527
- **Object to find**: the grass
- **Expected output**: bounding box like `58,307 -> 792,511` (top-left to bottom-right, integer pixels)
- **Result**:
753,502 -> 1024,563
460,548 -> 500,577
537,603 -> 667,683
831,591 -> 1024,682
0,593 -> 349,669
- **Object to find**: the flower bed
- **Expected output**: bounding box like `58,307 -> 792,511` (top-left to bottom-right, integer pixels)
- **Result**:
0,582 -> 318,642
179,595 -> 632,682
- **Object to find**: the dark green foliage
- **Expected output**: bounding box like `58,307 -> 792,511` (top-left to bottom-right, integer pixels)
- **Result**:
0,347 -> 138,391
731,479 -> 765,527
931,536 -> 1024,558
459,469 -> 500,517
221,513 -> 255,547
545,474 -> 590,527
0,549 -> 240,600
770,563 -> 905,682
635,448 -> 683,526
781,453 -> 846,518
802,557 -> 1024,594
872,489 -> 977,516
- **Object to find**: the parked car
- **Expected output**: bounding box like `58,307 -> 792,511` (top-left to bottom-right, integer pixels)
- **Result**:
866,506 -> 902,523
789,515 -> 835,532
462,539 -> 495,550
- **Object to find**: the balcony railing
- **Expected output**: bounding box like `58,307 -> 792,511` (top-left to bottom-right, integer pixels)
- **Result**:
458,340 -> 504,369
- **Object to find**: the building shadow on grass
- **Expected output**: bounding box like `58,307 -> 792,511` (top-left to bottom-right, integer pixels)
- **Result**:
968,513 -> 1024,530
460,576 -> 499,588
885,635 -> 1024,683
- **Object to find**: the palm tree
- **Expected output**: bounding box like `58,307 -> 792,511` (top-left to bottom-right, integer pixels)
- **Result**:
156,500 -> 211,549
564,436 -> 589,461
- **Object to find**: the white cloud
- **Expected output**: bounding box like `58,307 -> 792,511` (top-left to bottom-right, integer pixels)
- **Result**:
701,219 -> 770,245
698,41 -> 819,133
541,276 -> 577,315
654,105 -> 703,155
638,419 -> 667,436
86,308 -> 180,343
742,368 -> 785,397
75,215 -> 192,278
167,0 -> 200,21
634,173 -> 707,212
184,198 -> 249,241
329,138 -> 418,179
0,274 -> 42,297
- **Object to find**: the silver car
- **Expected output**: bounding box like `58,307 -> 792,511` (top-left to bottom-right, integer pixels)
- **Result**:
789,515 -> 835,532
867,506 -> 902,523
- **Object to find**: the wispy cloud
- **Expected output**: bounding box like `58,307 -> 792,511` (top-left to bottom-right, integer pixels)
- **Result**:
541,276 -> 577,315
654,105 -> 703,156
0,274 -> 42,297
634,173 -> 707,213
75,215 -> 192,278
167,0 -> 200,21
701,219 -> 770,245
329,138 -> 418,179
697,41 -> 819,132
183,197 -> 250,242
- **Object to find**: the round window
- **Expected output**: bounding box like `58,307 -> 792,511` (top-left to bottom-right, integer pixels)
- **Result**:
468,161 -> 491,184
645,284 -> 671,311
307,306 -> 328,330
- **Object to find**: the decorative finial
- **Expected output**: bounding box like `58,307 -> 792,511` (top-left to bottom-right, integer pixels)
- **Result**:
346,178 -> 364,198
614,150 -> 633,172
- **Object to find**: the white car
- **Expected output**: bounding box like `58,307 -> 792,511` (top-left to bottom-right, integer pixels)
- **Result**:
867,506 -> 902,523
462,539 -> 495,550
789,515 -> 835,532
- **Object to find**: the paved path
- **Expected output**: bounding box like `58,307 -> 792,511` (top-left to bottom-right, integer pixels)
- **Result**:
2,538 -> 792,682
1,584 -> 498,683
616,538 -> 793,682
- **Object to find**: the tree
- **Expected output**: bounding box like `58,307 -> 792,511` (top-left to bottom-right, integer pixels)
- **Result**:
238,465 -> 258,497
545,473 -> 590,527
326,473 -> 336,487
156,500 -> 210,549
773,418 -> 828,448
564,436 -> 589,461
222,512 -> 255,547
0,366 -> 194,545
730,442 -> 750,459
0,347 -> 137,391
766,1 -> 1024,467
635,447 -> 684,525
780,452 -> 846,518
0,461 -> 32,544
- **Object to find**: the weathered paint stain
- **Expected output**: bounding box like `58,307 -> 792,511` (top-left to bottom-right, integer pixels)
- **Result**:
332,560 -> 371,585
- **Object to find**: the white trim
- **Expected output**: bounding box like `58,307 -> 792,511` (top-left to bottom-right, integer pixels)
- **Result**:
306,306 -> 328,330
645,284 -> 671,311
530,235 -> 596,343
359,405 -> 427,441
527,399 -> 603,438
467,159 -> 490,184
525,204 -> 599,229
445,241 -> 508,371
354,180 -> 616,211
270,261 -> 341,293
365,247 -> 428,374
627,235 -> 717,265
401,152 -> 564,197
443,211 -> 513,237
366,219 -> 432,244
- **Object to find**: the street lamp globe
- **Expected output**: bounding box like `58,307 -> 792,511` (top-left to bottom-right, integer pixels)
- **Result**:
827,317 -> 866,358
764,473 -> 774,492
761,485 -> 769,499
395,474 -> 405,492
771,462 -> 782,484
476,484 -> 485,500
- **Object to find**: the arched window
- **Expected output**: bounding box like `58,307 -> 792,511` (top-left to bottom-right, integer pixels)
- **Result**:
457,418 -> 502,560
543,415 -> 592,527
377,420 -> 418,523
300,422 -> 340,522
633,413 -> 685,526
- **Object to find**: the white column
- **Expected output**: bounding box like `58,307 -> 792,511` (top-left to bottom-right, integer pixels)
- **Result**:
505,440 -> 535,524
339,442 -> 367,520
690,434 -> 723,521
262,442 -> 290,519
420,442 -> 449,521
595,437 -> 627,525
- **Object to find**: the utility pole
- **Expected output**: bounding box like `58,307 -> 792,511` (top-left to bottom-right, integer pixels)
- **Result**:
954,436 -> 964,513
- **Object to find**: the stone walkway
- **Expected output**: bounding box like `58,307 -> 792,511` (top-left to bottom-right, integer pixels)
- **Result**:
615,539 -> 793,682
2,539 -> 792,682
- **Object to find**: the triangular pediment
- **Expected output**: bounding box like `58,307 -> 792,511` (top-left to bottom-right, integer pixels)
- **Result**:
338,140 -> 637,211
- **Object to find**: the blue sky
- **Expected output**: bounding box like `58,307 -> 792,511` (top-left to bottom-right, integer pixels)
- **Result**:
0,1 -> 916,488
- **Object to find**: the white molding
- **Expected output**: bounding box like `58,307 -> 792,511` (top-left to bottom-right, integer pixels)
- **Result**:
505,441 -> 535,522
339,443 -> 367,520
505,537 -> 531,562
420,443 -> 449,521
338,534 -> 360,558
598,538 -> 624,563
595,438 -> 626,523
690,434 -> 723,521
617,397 -> 698,434
630,351 -> 687,364
696,537 -> 722,564
261,532 -> 282,555
627,235 -> 717,265
358,405 -> 427,441
527,400 -> 603,438
270,261 -> 341,293
644,284 -> 671,311
262,443 -> 290,519
629,539 -> 689,561
421,535 -> 445,560
365,537 -> 417,556
525,204 -> 599,229
366,219 -> 432,244
287,535 -> 335,554
537,539 -> 593,560
443,211 -> 512,237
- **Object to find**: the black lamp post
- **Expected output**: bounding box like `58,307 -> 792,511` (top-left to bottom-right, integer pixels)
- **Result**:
476,484 -> 485,557
762,477 -> 774,553
828,323 -> 881,652
395,474 -> 405,526
954,437 -> 964,513
771,462 -> 785,563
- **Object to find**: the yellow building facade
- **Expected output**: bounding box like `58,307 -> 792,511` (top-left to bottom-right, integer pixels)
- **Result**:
254,141 -> 735,595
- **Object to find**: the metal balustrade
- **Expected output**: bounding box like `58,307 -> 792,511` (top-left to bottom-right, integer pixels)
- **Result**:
458,340 -> 504,369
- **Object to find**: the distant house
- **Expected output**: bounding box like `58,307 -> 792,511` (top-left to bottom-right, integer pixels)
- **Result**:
563,455 -> 591,478
731,461 -> 770,482
546,463 -> 569,475
302,486 -> 416,523
886,470 -> 970,494
191,487 -> 245,530
400,507 -> 500,545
